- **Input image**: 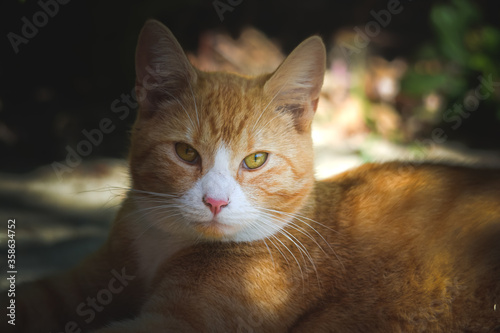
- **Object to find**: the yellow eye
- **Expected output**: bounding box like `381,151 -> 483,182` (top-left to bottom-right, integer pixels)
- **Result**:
243,152 -> 268,170
175,143 -> 199,163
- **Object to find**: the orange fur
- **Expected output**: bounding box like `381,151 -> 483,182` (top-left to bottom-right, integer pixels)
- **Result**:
6,20 -> 500,333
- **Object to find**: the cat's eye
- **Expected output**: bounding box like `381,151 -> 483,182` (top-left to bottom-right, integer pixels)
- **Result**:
243,152 -> 268,170
175,143 -> 199,163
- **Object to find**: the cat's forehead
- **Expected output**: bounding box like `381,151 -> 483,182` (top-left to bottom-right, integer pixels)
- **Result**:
199,77 -> 259,119
189,73 -> 277,149
197,72 -> 263,106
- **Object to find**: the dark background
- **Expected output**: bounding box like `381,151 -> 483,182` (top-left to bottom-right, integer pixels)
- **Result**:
0,0 -> 499,173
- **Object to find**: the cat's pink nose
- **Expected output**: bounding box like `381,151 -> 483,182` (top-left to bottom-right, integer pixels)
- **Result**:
203,197 -> 229,216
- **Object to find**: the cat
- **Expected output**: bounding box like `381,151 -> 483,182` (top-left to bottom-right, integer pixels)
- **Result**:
6,19 -> 500,333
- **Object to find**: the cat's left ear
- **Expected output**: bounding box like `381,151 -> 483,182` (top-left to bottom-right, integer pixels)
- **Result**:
135,19 -> 197,114
264,36 -> 325,132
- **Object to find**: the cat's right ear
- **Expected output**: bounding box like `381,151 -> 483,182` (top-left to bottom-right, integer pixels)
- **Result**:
135,20 -> 197,114
263,36 -> 325,132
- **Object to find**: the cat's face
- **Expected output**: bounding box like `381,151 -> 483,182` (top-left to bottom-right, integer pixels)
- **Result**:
129,20 -> 325,242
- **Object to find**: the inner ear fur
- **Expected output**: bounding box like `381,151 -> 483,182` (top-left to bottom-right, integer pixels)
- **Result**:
264,36 -> 326,132
135,19 -> 197,114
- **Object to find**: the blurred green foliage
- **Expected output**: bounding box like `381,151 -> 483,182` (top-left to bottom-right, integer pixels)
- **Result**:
401,0 -> 500,121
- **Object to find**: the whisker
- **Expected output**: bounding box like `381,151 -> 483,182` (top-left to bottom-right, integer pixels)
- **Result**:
261,207 -> 341,234
259,207 -> 337,250
270,232 -> 298,270
258,213 -> 312,258
60,185 -> 129,215
254,104 -> 303,139
129,188 -> 180,199
260,210 -> 325,254
161,89 -> 196,130
251,78 -> 290,133
76,185 -> 127,194
254,113 -> 279,139
135,211 -> 184,240
245,222 -> 277,269
188,82 -> 200,128
261,238 -> 276,269
270,232 -> 305,290
258,212 -> 320,286
131,198 -> 183,206
255,218 -> 305,284
259,207 -> 345,272
122,199 -> 181,223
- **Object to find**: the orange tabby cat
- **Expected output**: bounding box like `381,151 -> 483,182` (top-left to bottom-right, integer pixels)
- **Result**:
7,20 -> 500,333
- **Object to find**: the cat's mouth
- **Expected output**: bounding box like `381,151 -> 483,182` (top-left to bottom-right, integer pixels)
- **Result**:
192,220 -> 240,239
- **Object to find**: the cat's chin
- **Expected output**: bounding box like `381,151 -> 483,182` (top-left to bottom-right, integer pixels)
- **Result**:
192,220 -> 242,240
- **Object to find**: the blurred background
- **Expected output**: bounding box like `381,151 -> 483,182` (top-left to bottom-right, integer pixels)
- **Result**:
0,0 -> 499,287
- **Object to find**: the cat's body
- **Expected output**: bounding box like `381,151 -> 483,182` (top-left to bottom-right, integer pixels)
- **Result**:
6,20 -> 500,332
119,163 -> 500,333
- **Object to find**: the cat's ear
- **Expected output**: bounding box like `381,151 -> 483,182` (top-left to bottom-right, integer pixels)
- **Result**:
135,19 -> 197,113
264,36 -> 325,132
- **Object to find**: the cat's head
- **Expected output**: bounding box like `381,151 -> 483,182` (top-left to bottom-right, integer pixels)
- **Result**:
129,20 -> 325,242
